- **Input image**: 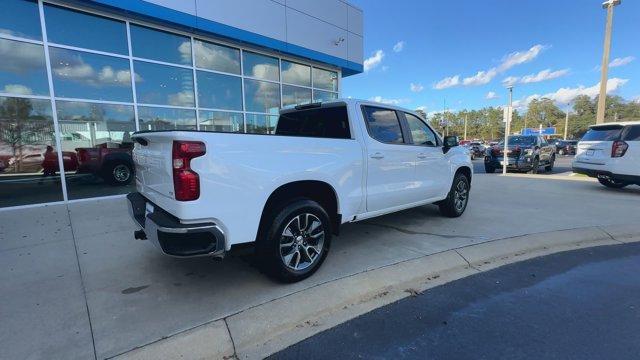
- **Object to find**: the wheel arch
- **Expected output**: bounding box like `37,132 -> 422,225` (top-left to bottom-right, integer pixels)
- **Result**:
258,180 -> 341,237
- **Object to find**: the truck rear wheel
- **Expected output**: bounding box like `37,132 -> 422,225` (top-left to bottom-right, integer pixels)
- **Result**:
439,172 -> 470,218
257,199 -> 331,283
104,161 -> 133,186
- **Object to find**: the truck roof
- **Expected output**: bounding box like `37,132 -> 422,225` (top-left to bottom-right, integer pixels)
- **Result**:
284,98 -> 427,120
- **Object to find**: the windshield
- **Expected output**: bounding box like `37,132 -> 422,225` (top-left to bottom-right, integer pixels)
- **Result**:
581,126 -> 623,141
499,136 -> 536,146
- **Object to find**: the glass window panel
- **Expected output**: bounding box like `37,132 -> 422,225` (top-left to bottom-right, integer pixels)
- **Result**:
243,52 -> 279,81
276,105 -> 350,139
362,106 -> 404,144
138,106 -> 196,131
134,61 -> 194,107
0,0 -> 42,40
246,114 -> 277,135
196,71 -> 242,111
0,97 -> 64,206
50,47 -> 133,102
313,68 -> 338,91
405,113 -> 437,146
282,85 -> 311,108
194,40 -> 240,74
130,25 -> 192,65
199,111 -> 242,133
313,90 -> 338,103
0,39 -> 49,96
44,4 -> 128,54
56,101 -> 136,199
281,60 -> 310,87
244,79 -> 280,114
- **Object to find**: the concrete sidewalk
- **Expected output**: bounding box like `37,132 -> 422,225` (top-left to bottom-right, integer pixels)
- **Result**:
1,174 -> 639,359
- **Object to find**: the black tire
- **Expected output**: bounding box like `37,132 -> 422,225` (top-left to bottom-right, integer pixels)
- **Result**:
545,155 -> 555,172
439,172 -> 470,218
484,164 -> 496,173
103,161 -> 133,186
528,157 -> 539,174
598,177 -> 629,189
256,199 -> 332,283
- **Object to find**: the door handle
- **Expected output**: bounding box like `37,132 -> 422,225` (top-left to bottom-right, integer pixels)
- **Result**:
417,153 -> 428,159
370,152 -> 385,159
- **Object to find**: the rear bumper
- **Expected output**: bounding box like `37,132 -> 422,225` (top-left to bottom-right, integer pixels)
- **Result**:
572,167 -> 640,184
127,192 -> 226,258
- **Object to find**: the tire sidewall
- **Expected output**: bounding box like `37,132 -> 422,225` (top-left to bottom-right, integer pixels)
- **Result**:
262,200 -> 332,282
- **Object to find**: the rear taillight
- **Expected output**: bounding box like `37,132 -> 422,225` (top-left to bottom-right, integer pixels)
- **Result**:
491,146 -> 501,156
611,140 -> 628,158
172,141 -> 205,201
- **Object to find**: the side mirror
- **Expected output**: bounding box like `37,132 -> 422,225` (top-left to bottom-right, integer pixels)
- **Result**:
443,136 -> 459,153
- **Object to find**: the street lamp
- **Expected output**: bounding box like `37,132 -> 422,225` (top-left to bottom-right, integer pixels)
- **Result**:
502,86 -> 513,175
596,0 -> 622,124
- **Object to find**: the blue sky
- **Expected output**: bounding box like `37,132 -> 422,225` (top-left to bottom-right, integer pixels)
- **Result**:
343,0 -> 640,114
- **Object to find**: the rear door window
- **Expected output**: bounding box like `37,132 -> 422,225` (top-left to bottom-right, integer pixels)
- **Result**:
275,105 -> 350,139
622,125 -> 640,141
362,106 -> 405,144
581,126 -> 623,141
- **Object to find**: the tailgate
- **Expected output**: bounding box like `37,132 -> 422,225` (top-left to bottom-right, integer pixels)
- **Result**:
575,141 -> 612,165
132,133 -> 175,201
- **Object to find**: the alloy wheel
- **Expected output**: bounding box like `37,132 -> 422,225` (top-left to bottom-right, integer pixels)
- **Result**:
454,179 -> 469,212
113,164 -> 131,183
279,213 -> 325,271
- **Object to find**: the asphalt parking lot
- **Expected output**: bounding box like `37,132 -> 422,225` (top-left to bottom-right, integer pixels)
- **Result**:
273,242 -> 640,360
2,169 -> 639,359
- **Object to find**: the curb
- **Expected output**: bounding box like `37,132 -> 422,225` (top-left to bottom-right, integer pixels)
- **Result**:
115,224 -> 640,360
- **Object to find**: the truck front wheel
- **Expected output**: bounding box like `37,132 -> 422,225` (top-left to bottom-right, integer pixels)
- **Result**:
438,172 -> 470,218
257,199 -> 332,282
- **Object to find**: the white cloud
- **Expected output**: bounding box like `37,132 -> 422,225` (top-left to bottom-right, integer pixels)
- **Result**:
433,75 -> 460,90
519,68 -> 569,84
463,69 -> 498,86
634,96 -> 640,104
410,83 -> 424,92
502,76 -> 519,86
168,90 -> 195,107
415,106 -> 427,111
513,78 -> 628,109
364,50 -> 384,72
485,91 -> 499,100
393,41 -> 405,53
498,45 -> 546,72
435,44 -> 546,89
609,56 -> 635,68
369,96 -> 410,105
3,84 -> 33,95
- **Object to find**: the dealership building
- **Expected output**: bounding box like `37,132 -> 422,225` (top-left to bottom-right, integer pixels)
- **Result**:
0,0 -> 363,209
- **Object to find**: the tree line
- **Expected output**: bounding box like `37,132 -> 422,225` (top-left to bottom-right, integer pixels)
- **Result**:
418,95 -> 640,141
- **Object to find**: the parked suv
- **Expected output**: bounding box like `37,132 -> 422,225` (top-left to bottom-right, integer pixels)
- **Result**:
549,139 -> 578,155
127,100 -> 473,282
573,122 -> 640,188
484,135 -> 555,173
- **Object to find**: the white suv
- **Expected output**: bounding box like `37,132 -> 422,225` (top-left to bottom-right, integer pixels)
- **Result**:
573,121 -> 640,188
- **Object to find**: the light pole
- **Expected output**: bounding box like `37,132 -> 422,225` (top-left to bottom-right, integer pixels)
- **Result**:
564,109 -> 570,140
464,114 -> 468,141
502,86 -> 513,175
596,0 -> 622,124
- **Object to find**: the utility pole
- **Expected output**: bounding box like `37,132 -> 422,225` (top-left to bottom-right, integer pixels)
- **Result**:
503,86 -> 513,175
464,114 -> 468,141
564,110 -> 570,140
596,0 -> 622,124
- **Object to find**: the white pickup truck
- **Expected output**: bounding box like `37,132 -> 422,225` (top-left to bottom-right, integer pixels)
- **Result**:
128,99 -> 473,282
